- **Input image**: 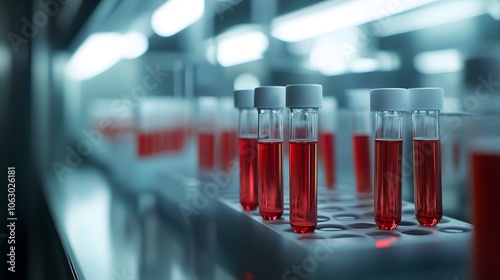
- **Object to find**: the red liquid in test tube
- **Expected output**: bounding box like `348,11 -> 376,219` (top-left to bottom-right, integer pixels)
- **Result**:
472,152 -> 500,280
239,137 -> 258,211
353,134 -> 372,193
374,139 -> 402,230
138,133 -> 148,157
319,132 -> 336,188
220,130 -> 238,172
413,139 -> 442,226
198,132 -> 216,170
258,141 -> 283,220
289,141 -> 318,233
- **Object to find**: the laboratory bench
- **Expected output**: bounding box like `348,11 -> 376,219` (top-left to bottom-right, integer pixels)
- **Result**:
42,162 -> 472,280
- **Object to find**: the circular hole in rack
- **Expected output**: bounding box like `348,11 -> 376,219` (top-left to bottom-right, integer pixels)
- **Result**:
333,214 -> 360,221
439,227 -> 471,234
349,203 -> 374,208
438,218 -> 450,224
366,231 -> 400,239
317,224 -> 346,232
329,234 -> 366,239
320,206 -> 344,212
348,223 -> 377,229
317,216 -> 330,222
403,209 -> 415,215
401,229 -> 433,236
399,220 -> 417,226
298,235 -> 326,242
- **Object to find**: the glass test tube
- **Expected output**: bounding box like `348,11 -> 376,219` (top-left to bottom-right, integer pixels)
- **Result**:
346,89 -> 372,193
371,88 -> 408,230
469,95 -> 500,280
255,86 -> 285,220
409,88 -> 443,226
234,90 -> 259,211
219,97 -> 238,172
318,97 -> 338,189
197,97 -> 217,172
287,84 -> 322,234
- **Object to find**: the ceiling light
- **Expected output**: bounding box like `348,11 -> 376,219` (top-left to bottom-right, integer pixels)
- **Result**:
151,0 -> 204,37
271,0 -> 437,42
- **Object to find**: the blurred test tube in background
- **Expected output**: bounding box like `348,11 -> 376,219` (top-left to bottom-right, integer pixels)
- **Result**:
319,96 -> 338,189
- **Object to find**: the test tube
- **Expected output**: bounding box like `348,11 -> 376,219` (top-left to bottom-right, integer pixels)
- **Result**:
370,88 -> 408,230
346,89 -> 372,193
286,84 -> 322,234
469,95 -> 500,280
234,90 -> 258,211
197,97 -> 217,172
218,97 -> 238,172
408,88 -> 443,226
318,97 -> 338,189
255,86 -> 285,220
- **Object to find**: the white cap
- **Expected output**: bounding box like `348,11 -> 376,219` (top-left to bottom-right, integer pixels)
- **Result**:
286,84 -> 323,108
346,89 -> 371,110
408,87 -> 444,111
234,89 -> 255,108
370,88 -> 408,111
254,86 -> 285,108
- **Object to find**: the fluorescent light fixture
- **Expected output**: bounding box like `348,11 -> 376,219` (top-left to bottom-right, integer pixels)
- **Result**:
121,32 -> 148,59
309,39 -> 349,75
151,0 -> 204,37
414,49 -> 462,74
271,0 -> 437,42
378,0 -> 486,36
66,32 -> 149,80
66,33 -> 123,80
309,36 -> 400,76
216,26 -> 268,67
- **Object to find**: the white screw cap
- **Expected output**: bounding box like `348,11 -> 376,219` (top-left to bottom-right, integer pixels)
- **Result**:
234,89 -> 255,108
370,88 -> 408,111
254,86 -> 285,108
408,87 -> 444,111
286,84 -> 323,108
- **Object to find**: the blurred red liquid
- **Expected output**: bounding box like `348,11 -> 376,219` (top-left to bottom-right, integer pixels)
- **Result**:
353,134 -> 372,193
472,152 -> 500,280
319,132 -> 336,188
198,133 -> 215,170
